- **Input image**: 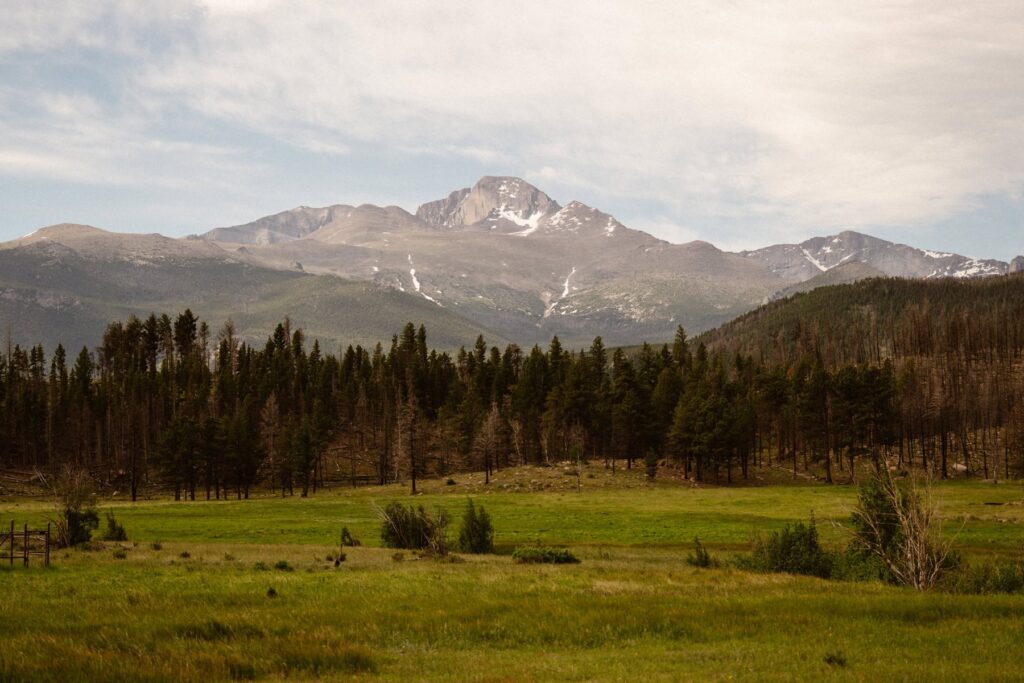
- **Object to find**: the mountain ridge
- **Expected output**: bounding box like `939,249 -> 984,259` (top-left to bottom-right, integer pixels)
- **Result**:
4,176 -> 1016,352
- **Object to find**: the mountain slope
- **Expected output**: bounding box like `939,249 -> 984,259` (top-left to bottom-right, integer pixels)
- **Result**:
0,225 -> 504,352
198,177 -> 789,346
741,230 -> 1009,282
700,272 -> 1024,367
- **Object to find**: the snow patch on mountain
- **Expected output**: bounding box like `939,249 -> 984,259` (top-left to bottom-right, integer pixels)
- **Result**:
800,247 -> 828,272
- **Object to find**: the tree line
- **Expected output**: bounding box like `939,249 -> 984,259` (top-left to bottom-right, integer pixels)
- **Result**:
2,286 -> 1022,498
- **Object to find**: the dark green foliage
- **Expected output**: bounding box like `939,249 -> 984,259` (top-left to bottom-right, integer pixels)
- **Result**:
947,560 -> 1024,595
379,502 -> 450,554
745,518 -> 834,578
273,560 -> 294,572
112,548 -> 127,560
686,537 -> 718,568
62,508 -> 99,548
101,512 -> 127,542
340,527 -> 361,547
644,450 -> 658,480
512,546 -> 580,564
457,499 -> 494,554
824,651 -> 847,668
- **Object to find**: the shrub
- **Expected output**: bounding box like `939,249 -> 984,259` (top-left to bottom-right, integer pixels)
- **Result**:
446,478 -> 457,486
746,517 -> 833,578
378,502 -> 449,555
644,450 -> 658,480
849,471 -> 955,590
49,466 -> 99,547
273,560 -> 294,572
266,587 -> 278,598
101,512 -> 127,541
512,546 -> 580,564
457,499 -> 494,554
947,560 -> 1024,595
686,537 -> 718,568
824,651 -> 847,667
340,527 -> 361,547
179,551 -> 191,559
112,548 -> 128,560
254,561 -> 269,571
150,541 -> 163,551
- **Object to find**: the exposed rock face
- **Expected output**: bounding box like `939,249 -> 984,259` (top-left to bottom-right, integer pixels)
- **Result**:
1011,256 -> 1024,273
416,176 -> 560,232
742,230 -> 1008,282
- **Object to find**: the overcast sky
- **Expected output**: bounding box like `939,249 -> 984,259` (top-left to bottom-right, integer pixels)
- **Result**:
1,1 -> 1022,259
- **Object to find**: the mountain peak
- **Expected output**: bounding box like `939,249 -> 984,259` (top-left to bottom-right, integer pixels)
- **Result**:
416,176 -> 559,231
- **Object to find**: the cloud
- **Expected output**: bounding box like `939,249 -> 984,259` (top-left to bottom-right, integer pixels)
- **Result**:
2,0 -> 1023,248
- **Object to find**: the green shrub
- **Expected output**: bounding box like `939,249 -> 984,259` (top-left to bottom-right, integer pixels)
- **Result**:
273,560 -> 294,572
179,551 -> 191,559
457,499 -> 494,554
101,512 -> 127,541
686,537 -> 718,568
112,548 -> 128,560
150,541 -> 163,551
340,527 -> 361,547
379,502 -> 449,555
947,560 -> 1024,594
745,517 -> 833,578
512,546 -> 580,564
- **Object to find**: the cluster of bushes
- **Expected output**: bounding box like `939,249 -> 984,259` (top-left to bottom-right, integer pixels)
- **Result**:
707,471 -> 1023,594
378,499 -> 497,557
512,546 -> 580,564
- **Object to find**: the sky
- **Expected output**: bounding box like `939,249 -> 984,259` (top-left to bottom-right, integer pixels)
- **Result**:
1,1 -> 1022,259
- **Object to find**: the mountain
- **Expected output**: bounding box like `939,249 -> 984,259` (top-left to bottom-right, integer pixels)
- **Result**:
740,230 -> 1009,282
198,177 -> 788,346
0,225 -> 504,352
1011,256 -> 1024,273
767,261 -> 886,301
6,176 -> 1015,352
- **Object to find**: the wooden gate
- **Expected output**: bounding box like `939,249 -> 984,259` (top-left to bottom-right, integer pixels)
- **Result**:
1,521 -> 51,567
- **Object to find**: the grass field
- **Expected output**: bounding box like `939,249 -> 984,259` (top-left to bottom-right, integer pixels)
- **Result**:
1,465 -> 1022,682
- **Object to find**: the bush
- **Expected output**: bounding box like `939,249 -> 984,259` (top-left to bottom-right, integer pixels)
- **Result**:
50,466 -> 99,547
512,546 -> 580,564
101,512 -> 127,541
340,527 -> 361,547
150,541 -> 163,551
273,560 -> 294,572
947,560 -> 1024,595
686,537 -> 718,568
849,471 -> 954,590
457,499 -> 494,554
112,548 -> 128,560
378,502 -> 449,555
745,517 -> 833,578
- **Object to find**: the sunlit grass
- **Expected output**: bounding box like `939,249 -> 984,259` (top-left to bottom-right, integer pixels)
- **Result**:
0,466 -> 1022,681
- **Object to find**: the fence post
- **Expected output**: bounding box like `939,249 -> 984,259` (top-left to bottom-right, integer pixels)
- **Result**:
23,523 -> 29,566
45,522 -> 51,567
8,520 -> 13,566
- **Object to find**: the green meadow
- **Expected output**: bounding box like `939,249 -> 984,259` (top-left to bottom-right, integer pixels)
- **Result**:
1,465 -> 1022,682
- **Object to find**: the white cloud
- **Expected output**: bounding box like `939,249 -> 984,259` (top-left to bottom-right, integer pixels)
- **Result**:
2,0 -> 1023,246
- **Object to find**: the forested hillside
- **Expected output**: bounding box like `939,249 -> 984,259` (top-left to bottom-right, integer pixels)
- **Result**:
2,275 -> 1023,499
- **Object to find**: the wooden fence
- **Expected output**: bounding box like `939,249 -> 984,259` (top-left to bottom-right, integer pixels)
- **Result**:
1,521 -> 51,567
